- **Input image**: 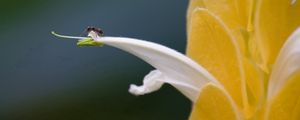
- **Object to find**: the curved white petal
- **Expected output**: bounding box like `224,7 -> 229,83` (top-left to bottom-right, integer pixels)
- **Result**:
291,0 -> 297,5
268,28 -> 300,99
88,32 -> 219,102
129,70 -> 164,95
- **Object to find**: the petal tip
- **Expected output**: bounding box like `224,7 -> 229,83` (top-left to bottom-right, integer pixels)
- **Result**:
129,84 -> 147,96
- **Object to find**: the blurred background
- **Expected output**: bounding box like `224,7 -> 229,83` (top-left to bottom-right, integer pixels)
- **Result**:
0,0 -> 190,119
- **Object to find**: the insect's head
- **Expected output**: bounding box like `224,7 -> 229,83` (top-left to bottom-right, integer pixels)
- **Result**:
86,26 -> 104,36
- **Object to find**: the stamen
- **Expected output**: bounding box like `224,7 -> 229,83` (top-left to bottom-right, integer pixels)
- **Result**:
51,31 -> 88,39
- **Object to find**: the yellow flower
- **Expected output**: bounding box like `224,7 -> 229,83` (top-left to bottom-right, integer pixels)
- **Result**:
53,0 -> 300,119
187,0 -> 300,119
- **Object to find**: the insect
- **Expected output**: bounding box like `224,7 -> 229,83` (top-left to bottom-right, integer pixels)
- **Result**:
86,26 -> 104,36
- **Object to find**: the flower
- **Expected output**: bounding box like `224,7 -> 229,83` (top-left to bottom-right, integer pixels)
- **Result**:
52,0 -> 300,119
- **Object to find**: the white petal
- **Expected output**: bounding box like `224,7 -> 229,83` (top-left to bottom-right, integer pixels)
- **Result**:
291,0 -> 297,5
268,28 -> 300,99
90,35 -> 219,102
129,70 -> 164,95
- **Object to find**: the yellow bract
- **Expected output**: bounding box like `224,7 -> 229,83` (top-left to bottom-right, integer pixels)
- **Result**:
267,72 -> 300,120
187,8 -> 246,110
189,83 -> 239,120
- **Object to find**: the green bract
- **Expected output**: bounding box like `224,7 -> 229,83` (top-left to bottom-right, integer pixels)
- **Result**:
77,38 -> 104,47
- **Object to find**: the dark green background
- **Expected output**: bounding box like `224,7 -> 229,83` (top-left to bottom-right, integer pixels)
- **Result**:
0,0 -> 190,119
